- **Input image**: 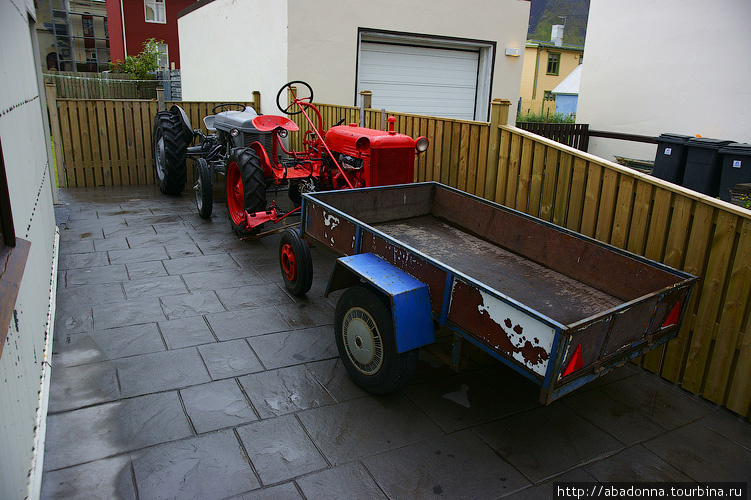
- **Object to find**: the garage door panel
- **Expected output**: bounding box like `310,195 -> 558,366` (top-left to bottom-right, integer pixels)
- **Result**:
358,42 -> 479,120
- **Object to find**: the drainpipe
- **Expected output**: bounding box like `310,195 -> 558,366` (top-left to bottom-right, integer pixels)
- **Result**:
532,45 -> 541,99
120,0 -> 128,58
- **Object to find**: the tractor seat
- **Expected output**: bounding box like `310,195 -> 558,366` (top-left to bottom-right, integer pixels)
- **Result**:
252,115 -> 300,133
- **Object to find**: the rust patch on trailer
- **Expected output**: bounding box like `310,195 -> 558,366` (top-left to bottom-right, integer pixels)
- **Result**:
449,281 -> 552,375
305,204 -> 357,255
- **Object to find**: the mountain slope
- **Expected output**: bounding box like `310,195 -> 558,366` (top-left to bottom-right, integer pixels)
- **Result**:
528,0 -> 590,47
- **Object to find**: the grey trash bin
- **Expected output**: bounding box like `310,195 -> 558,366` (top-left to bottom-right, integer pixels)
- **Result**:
681,138 -> 733,197
652,133 -> 692,184
718,143 -> 751,202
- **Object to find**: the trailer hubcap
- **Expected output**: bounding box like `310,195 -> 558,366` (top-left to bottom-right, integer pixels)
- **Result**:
281,244 -> 297,281
342,307 -> 383,375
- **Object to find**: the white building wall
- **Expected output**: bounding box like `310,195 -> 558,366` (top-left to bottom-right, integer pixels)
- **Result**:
179,0 -> 529,122
178,0 -> 288,114
0,0 -> 59,498
577,0 -> 751,162
287,0 -> 529,120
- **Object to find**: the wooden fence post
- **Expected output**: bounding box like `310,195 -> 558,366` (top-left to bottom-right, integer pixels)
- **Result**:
156,87 -> 165,111
252,91 -> 261,113
358,91 -> 373,127
484,98 -> 511,200
45,83 -> 66,189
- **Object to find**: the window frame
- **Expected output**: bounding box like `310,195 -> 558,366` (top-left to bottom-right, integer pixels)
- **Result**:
145,0 -> 166,24
0,139 -> 32,358
546,51 -> 561,76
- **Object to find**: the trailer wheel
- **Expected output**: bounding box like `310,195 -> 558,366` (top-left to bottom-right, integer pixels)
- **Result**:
153,109 -> 190,195
335,285 -> 419,394
193,158 -> 213,219
225,148 -> 266,236
279,228 -> 313,296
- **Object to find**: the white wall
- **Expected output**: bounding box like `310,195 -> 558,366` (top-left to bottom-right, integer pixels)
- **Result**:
178,0 -> 288,113
577,0 -> 751,162
287,0 -> 530,120
0,0 -> 59,498
179,0 -> 529,121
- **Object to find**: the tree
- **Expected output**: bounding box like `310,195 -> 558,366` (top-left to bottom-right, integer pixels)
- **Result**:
109,38 -> 162,79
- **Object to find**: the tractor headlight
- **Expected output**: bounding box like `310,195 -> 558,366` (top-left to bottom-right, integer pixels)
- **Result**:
278,129 -> 288,139
415,137 -> 429,153
356,136 -> 370,152
230,128 -> 239,137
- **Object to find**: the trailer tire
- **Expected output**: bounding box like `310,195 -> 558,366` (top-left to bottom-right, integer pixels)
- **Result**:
279,228 -> 313,296
153,109 -> 190,195
335,284 -> 419,394
226,148 -> 266,236
193,158 -> 213,219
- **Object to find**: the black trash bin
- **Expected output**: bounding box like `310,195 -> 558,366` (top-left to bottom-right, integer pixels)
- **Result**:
652,133 -> 692,184
718,143 -> 751,202
681,138 -> 733,197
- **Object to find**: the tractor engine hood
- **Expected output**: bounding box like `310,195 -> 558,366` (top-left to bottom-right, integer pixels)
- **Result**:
324,124 -> 416,157
212,109 -> 261,133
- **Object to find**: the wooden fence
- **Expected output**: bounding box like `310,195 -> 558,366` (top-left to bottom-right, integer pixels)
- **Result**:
516,122 -> 590,151
46,83 -> 257,188
44,71 -> 160,99
48,90 -> 751,419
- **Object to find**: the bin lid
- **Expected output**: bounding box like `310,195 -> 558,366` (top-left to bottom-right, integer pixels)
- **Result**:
686,137 -> 734,150
719,142 -> 751,155
654,133 -> 693,144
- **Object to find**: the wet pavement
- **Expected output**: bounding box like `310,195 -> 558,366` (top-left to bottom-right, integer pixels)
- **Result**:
42,185 -> 751,499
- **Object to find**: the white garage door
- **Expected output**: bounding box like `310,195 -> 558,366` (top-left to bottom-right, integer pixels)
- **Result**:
358,42 -> 480,120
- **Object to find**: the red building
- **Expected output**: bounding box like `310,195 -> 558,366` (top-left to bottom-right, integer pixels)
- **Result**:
105,0 -> 195,69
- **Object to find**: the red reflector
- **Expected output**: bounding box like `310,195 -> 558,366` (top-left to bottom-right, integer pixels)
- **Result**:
662,302 -> 680,328
562,344 -> 583,377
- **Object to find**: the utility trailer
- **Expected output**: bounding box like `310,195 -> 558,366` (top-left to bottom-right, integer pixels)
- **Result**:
297,182 -> 697,404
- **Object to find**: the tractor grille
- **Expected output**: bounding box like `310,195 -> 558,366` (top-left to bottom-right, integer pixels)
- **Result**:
242,132 -> 289,160
370,148 -> 414,186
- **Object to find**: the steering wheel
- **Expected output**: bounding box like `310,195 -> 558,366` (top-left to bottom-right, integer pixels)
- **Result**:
276,81 -> 314,115
212,103 -> 246,114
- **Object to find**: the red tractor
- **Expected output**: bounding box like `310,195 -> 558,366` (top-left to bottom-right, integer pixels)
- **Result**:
152,81 -> 428,294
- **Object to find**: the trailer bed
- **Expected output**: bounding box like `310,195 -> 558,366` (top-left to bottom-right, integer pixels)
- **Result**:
373,216 -> 621,325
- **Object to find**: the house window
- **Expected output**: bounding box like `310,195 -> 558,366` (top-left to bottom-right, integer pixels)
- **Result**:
546,52 -> 560,75
543,91 -> 555,100
157,43 -> 169,70
145,0 -> 166,23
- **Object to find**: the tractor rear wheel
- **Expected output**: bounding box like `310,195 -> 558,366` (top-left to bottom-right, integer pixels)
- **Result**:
225,148 -> 266,236
279,228 -> 313,296
153,109 -> 190,195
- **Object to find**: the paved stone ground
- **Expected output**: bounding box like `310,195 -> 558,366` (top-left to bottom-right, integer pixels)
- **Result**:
42,185 -> 751,500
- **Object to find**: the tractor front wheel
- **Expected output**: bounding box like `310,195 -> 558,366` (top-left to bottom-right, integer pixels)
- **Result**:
193,157 -> 213,219
225,148 -> 266,236
334,285 -> 419,394
153,109 -> 190,195
279,228 -> 313,296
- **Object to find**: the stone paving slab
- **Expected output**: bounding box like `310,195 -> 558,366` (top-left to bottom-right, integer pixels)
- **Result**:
42,186 -> 751,500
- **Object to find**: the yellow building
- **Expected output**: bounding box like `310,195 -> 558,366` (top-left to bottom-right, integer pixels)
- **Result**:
520,40 -> 583,100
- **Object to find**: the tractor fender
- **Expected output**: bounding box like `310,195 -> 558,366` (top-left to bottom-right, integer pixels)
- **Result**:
325,253 -> 435,353
170,105 -> 193,135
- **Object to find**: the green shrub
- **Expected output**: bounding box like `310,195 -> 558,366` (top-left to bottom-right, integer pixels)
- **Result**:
109,38 -> 162,80
516,112 -> 575,124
